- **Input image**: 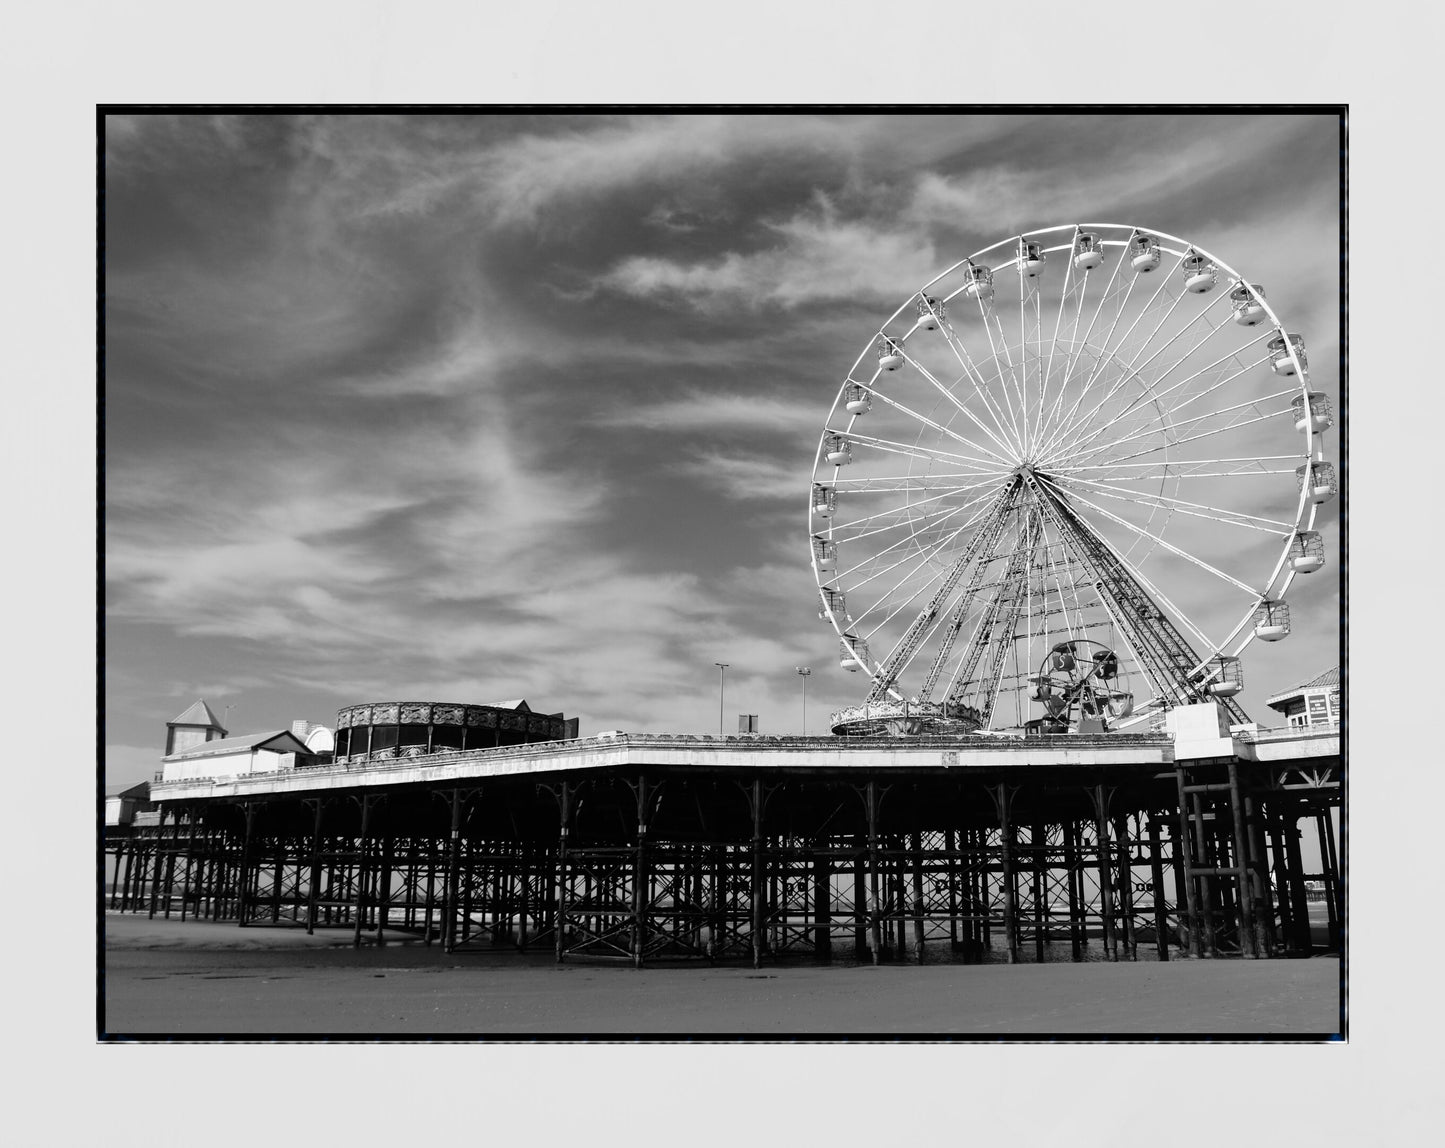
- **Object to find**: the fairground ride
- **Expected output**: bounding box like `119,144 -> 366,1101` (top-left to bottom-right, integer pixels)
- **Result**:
811,224 -> 1335,737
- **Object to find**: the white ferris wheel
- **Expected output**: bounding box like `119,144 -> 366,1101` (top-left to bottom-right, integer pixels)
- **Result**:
810,223 -> 1335,737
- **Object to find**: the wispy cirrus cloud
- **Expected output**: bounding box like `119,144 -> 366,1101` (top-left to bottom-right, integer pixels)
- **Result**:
597,194 -> 939,310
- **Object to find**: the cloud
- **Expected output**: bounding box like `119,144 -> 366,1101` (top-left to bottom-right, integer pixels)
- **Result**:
598,391 -> 820,434
597,195 -> 939,309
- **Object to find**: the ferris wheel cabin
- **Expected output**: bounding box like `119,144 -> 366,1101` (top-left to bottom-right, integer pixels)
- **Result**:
1230,283 -> 1267,325
839,636 -> 869,671
1289,530 -> 1326,573
843,383 -> 871,416
1297,461 -> 1338,504
1254,599 -> 1291,642
1182,251 -> 1218,293
1269,333 -> 1308,376
823,433 -> 852,467
1129,233 -> 1162,273
1073,231 -> 1104,271
811,484 -> 836,518
812,537 -> 837,571
1292,391 -> 1333,432
877,337 -> 905,372
963,263 -> 994,300
1204,655 -> 1244,697
911,295 -> 942,334
817,587 -> 848,624
1019,240 -> 1046,278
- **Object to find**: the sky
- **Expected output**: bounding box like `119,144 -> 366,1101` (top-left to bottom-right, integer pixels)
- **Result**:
102,112 -> 1342,786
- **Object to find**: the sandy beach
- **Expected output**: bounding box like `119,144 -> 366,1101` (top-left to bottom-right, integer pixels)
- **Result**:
102,913 -> 1342,1037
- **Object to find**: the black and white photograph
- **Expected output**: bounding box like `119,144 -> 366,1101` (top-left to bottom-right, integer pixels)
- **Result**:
98,110 -> 1346,1041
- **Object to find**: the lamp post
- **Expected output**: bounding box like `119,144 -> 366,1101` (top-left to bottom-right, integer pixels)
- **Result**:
795,667 -> 811,736
714,663 -> 729,738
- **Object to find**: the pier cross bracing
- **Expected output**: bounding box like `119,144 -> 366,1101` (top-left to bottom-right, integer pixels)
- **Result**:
108,726 -> 1341,967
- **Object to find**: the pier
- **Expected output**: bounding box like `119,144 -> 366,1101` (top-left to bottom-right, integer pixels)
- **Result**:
107,724 -> 1341,967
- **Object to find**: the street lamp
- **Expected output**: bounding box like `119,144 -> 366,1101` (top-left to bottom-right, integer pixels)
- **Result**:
795,667 -> 811,736
714,663 -> 729,738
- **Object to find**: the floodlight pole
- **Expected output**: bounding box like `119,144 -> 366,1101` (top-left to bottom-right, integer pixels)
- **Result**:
796,667 -> 811,736
715,663 -> 729,738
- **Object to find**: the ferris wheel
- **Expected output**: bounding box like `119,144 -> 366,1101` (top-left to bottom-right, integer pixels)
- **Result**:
811,223 -> 1335,736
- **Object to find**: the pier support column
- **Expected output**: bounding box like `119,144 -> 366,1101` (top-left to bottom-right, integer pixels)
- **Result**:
1173,770 -> 1203,957
376,832 -> 394,945
866,781 -> 881,965
236,803 -> 256,927
554,781 -> 571,963
1031,818 -> 1046,963
1315,809 -> 1341,952
813,839 -> 831,963
1245,793 -> 1277,956
910,831 -> 926,964
1064,820 -> 1083,962
1113,814 -> 1136,961
1092,786 -> 1117,962
750,778 -> 765,970
632,773 -> 651,970
303,799 -> 327,935
994,784 -> 1018,964
1226,761 -> 1260,958
351,794 -> 380,948
1148,815 -> 1169,961
1281,807 -> 1312,953
852,836 -> 867,960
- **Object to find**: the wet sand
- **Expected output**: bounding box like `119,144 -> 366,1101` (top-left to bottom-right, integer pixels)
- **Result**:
102,914 -> 1342,1036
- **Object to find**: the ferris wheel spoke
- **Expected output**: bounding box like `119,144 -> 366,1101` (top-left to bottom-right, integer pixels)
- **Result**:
833,489 -> 998,588
1090,250 -> 1186,366
1073,330 -> 1274,446
1048,472 -> 1296,534
1039,477 -> 1263,598
1064,387 -> 1299,471
1053,349 -> 1278,467
849,379 -> 1017,469
831,471 -> 1013,491
930,320 -> 1024,457
1034,252 -> 1157,457
1038,481 -> 1218,652
967,300 -> 1028,453
845,507 -> 997,635
829,479 -> 1006,539
1084,413 -> 1304,471
1034,229 -> 1087,454
1036,263 -> 1197,462
839,430 -> 1014,474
